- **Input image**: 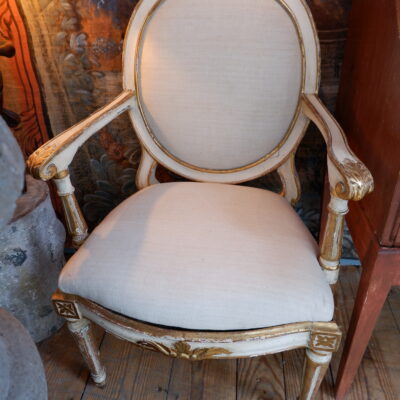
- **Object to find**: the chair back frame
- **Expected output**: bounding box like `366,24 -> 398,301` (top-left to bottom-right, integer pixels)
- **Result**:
123,0 -> 320,184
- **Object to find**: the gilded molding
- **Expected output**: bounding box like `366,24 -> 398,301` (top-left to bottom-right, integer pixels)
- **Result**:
334,158 -> 374,201
53,172 -> 88,247
53,299 -> 81,319
319,210 -> 345,264
134,0 -> 305,175
277,152 -> 301,204
310,331 -> 341,353
59,194 -> 88,247
136,340 -> 231,360
26,90 -> 135,181
299,349 -> 331,400
301,94 -> 374,202
67,318 -> 107,386
27,143 -> 58,180
54,290 -> 341,345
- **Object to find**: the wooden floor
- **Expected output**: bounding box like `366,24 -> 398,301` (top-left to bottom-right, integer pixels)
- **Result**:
39,267 -> 400,400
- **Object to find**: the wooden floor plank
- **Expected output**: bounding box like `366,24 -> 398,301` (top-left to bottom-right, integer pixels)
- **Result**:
331,266 -> 369,400
387,286 -> 400,332
237,354 -> 285,400
190,359 -> 236,400
38,322 -> 104,400
166,358 -> 192,400
333,266 -> 400,400
82,333 -> 143,400
347,269 -> 400,400
282,349 -> 303,399
130,351 -> 173,400
322,366 -> 336,400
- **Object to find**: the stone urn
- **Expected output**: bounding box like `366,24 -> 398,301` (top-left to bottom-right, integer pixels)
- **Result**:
0,175 -> 66,342
0,308 -> 47,400
0,116 -> 50,399
0,117 -> 66,342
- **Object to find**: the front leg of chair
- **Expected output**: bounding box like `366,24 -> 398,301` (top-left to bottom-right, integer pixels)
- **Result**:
67,318 -> 107,387
299,349 -> 332,400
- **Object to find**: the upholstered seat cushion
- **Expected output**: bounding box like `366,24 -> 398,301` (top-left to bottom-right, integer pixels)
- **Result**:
59,182 -> 334,330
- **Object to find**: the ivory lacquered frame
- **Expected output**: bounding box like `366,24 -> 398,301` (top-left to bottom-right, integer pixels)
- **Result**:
123,0 -> 320,184
26,0 -> 373,398
133,0 -> 305,174
53,289 -> 342,398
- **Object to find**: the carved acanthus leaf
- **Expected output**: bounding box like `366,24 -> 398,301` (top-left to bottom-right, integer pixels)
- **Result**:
137,340 -> 231,360
334,158 -> 374,201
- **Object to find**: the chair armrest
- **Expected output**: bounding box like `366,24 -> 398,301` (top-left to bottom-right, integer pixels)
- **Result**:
27,90 -> 135,180
301,93 -> 374,201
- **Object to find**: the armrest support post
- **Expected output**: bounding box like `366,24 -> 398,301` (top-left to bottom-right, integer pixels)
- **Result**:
319,195 -> 349,285
27,91 -> 135,247
54,170 -> 88,248
301,93 -> 373,285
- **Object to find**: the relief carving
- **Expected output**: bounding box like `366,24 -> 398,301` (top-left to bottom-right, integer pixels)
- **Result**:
335,158 -> 374,201
137,340 -> 231,360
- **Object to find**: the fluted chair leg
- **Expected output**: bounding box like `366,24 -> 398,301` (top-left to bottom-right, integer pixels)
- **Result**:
299,349 -> 332,400
67,318 -> 106,387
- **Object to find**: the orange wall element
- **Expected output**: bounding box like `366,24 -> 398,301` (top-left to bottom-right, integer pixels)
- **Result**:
0,0 -> 50,157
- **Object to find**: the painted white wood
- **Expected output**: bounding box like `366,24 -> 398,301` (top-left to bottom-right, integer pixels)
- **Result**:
67,318 -> 106,385
53,174 -> 75,196
302,349 -> 332,400
123,0 -> 319,183
137,0 -> 302,170
277,154 -> 301,204
323,269 -> 340,285
149,162 -> 158,185
136,147 -> 159,189
302,95 -> 355,164
81,303 -> 311,358
129,96 -> 309,183
319,194 -> 349,284
50,92 -> 135,175
328,196 -> 349,214
306,349 -> 331,364
285,0 -> 320,93
28,91 -> 135,180
301,93 -> 372,195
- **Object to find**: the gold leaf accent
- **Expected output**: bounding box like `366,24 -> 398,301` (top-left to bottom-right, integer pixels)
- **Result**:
310,332 -> 341,352
53,300 -> 80,319
27,143 -> 58,180
137,340 -> 231,360
335,158 -> 374,201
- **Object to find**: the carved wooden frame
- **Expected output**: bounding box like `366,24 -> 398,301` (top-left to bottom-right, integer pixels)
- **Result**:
53,290 -> 341,396
123,0 -> 320,184
27,0 -> 373,398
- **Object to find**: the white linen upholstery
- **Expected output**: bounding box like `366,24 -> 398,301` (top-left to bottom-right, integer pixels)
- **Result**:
59,182 -> 333,330
137,0 -> 302,170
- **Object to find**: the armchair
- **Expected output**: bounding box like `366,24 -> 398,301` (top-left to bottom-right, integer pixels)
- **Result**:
27,0 -> 373,398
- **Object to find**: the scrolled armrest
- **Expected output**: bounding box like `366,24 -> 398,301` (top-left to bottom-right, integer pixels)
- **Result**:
27,90 -> 135,180
301,93 -> 374,201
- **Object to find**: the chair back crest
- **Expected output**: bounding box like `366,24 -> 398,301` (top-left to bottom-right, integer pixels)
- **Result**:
124,0 -> 319,183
